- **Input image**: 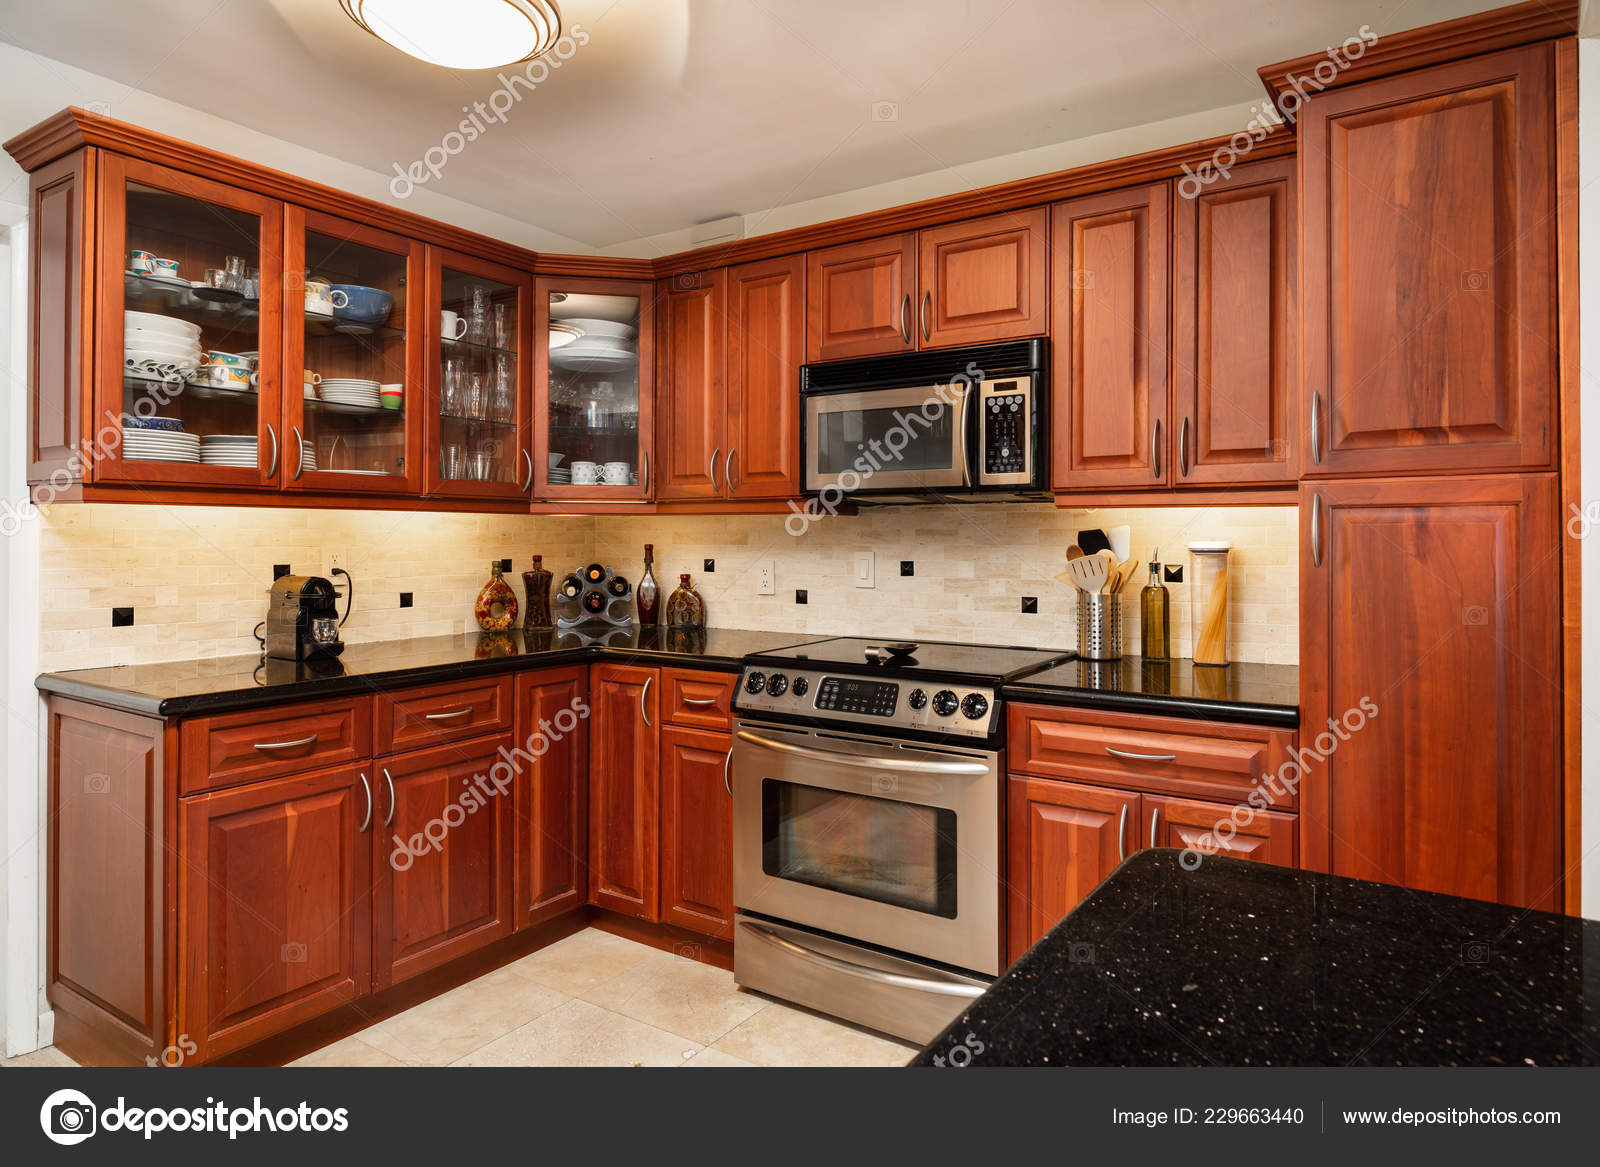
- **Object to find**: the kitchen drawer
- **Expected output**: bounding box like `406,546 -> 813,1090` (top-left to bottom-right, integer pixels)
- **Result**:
179,695 -> 373,795
661,667 -> 737,730
1007,703 -> 1297,809
376,676 -> 513,755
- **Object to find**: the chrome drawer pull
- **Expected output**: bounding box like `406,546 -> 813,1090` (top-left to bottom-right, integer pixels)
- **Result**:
358,773 -> 372,834
383,767 -> 396,828
640,676 -> 653,727
252,733 -> 318,753
424,706 -> 474,722
1105,746 -> 1177,763
1118,804 -> 1128,862
1150,807 -> 1159,849
723,747 -> 733,798
680,696 -> 720,708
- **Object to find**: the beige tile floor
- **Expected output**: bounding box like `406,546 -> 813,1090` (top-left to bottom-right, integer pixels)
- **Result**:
2,929 -> 918,1069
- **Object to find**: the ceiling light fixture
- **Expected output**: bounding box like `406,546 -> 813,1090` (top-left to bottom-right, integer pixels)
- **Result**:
340,0 -> 562,71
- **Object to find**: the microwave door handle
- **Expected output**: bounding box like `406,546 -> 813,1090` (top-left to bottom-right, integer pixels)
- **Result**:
734,729 -> 990,775
955,381 -> 973,489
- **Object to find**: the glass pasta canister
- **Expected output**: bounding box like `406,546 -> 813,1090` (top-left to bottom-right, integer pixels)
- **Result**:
1187,541 -> 1231,667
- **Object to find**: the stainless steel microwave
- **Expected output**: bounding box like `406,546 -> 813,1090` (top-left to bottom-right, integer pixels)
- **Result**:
800,339 -> 1048,502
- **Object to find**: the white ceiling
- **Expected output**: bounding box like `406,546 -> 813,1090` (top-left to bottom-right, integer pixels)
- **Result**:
0,0 -> 1504,250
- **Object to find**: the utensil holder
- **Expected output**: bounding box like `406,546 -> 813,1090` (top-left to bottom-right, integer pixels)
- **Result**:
1076,593 -> 1123,661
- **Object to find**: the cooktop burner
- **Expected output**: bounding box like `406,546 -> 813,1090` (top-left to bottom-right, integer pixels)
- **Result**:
745,636 -> 1073,683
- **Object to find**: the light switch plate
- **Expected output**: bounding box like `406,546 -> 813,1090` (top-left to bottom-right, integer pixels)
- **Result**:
853,551 -> 874,589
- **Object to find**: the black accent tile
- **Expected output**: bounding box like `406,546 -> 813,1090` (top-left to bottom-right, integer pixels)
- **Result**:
499,558 -> 513,573
1163,564 -> 1183,584
399,593 -> 414,608
900,561 -> 915,576
703,559 -> 715,573
272,564 -> 292,580
1020,596 -> 1038,614
795,590 -> 808,605
111,607 -> 134,627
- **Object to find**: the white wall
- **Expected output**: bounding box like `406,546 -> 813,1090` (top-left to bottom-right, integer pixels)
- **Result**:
1579,37 -> 1599,919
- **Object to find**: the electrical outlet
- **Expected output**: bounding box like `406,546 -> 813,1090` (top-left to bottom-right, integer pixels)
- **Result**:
756,559 -> 776,596
853,551 -> 874,589
323,547 -> 347,579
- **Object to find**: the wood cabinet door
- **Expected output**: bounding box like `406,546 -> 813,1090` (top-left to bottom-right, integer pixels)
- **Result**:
1172,158 -> 1296,485
373,738 -> 515,988
1300,475 -> 1560,909
656,270 -> 728,500
659,726 -> 734,938
917,207 -> 1048,348
805,233 -> 917,362
514,666 -> 589,929
1050,183 -> 1171,490
588,663 -> 660,919
1300,44 -> 1555,477
1006,775 -> 1139,964
180,765 -> 372,1061
726,254 -> 804,499
1143,794 -> 1297,865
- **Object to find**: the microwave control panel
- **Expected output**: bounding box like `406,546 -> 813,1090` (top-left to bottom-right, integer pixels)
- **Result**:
978,378 -> 1033,486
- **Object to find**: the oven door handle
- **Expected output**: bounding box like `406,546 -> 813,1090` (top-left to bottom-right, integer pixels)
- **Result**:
734,729 -> 990,775
743,922 -> 986,1000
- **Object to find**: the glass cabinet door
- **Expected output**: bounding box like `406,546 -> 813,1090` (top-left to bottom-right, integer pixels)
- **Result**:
426,250 -> 532,500
533,277 -> 655,501
284,207 -> 422,493
97,156 -> 281,487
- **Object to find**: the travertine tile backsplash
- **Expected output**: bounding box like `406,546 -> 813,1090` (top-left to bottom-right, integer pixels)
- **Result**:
35,502 -> 1297,673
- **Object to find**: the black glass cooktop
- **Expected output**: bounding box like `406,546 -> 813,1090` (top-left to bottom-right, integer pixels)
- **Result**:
746,636 -> 1074,683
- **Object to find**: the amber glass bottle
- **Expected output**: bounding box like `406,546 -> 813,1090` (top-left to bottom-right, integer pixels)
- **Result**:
1139,558 -> 1170,661
666,573 -> 706,629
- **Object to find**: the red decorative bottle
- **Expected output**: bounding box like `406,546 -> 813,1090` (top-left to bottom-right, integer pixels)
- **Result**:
637,544 -> 660,625
522,555 -> 553,628
474,562 -> 518,631
665,573 -> 705,629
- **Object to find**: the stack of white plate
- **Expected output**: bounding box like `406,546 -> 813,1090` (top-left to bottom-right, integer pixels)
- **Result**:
548,317 -> 638,372
125,310 -> 201,368
199,434 -> 259,468
548,467 -> 572,483
121,427 -> 200,463
299,446 -> 320,473
318,378 -> 383,412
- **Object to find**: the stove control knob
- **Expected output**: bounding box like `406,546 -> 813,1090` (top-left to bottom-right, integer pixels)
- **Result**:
907,688 -> 928,710
961,693 -> 990,720
744,671 -> 767,695
766,673 -> 789,696
932,689 -> 959,717
792,676 -> 810,697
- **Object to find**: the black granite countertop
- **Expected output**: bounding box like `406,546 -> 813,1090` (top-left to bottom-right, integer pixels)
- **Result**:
1006,655 -> 1299,727
36,626 -> 827,718
913,850 -> 1599,1067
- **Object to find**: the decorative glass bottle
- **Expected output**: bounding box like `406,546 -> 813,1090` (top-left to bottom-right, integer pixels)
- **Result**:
637,544 -> 660,625
665,573 -> 706,629
1139,552 -> 1170,661
474,561 -> 518,631
522,555 -> 553,628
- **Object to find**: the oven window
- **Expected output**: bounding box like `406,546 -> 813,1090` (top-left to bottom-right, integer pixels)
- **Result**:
814,403 -> 955,476
761,779 -> 958,917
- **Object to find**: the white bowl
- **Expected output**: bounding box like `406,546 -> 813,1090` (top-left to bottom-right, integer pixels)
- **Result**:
126,310 -> 201,335
558,317 -> 638,341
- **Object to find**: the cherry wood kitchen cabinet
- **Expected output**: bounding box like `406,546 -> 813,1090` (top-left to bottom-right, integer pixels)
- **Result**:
1300,474 -> 1561,909
1171,157 -> 1297,485
806,232 -> 918,361
588,663 -> 661,919
656,269 -> 727,500
1050,182 -> 1171,491
1142,794 -> 1297,864
1299,43 -> 1556,478
514,666 -> 590,929
725,254 -> 805,498
659,725 -> 735,938
180,765 -> 374,1061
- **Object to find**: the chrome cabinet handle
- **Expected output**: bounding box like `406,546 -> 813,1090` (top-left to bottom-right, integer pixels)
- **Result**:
424,706 -> 474,722
743,922 -> 984,999
517,449 -> 533,493
291,426 -> 306,480
264,423 -> 279,478
1105,746 -> 1178,763
723,747 -> 733,798
723,447 -> 736,495
920,290 -> 931,341
735,729 -> 990,775
358,772 -> 372,834
680,696 -> 719,707
1151,418 -> 1162,479
642,451 -> 651,493
1311,491 -> 1323,568
899,294 -> 911,345
1150,808 -> 1159,849
383,767 -> 396,828
708,446 -> 720,493
1311,392 -> 1322,465
251,733 -> 318,754
1118,804 -> 1128,862
640,676 -> 652,727
1178,417 -> 1191,477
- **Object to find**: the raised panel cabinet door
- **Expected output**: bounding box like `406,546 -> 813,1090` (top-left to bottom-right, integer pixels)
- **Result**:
1051,183 -> 1171,490
1299,475 -> 1561,910
659,726 -> 735,938
1006,775 -> 1139,964
656,270 -> 728,499
918,207 -> 1048,348
588,663 -> 660,919
180,765 -> 373,1061
1300,43 -> 1555,477
513,666 -> 590,929
726,254 -> 804,499
373,738 -> 515,988
1172,158 -> 1297,485
1143,794 -> 1297,865
805,232 -> 917,362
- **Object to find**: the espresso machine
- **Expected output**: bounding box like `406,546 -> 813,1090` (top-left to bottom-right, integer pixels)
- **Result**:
266,574 -> 348,660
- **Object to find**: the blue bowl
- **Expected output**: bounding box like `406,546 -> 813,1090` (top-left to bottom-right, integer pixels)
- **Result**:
121,415 -> 185,432
331,284 -> 394,326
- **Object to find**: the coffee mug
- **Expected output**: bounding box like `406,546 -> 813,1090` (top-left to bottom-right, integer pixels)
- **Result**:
603,461 -> 632,484
207,363 -> 254,389
441,310 -> 468,340
305,279 -> 334,317
204,350 -> 249,367
380,384 -> 403,410
130,250 -> 156,274
570,460 -> 600,484
151,257 -> 180,279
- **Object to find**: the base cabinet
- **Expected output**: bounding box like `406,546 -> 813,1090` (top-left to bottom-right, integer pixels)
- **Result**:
1144,794 -> 1296,864
659,725 -> 734,938
588,663 -> 660,919
514,666 -> 590,928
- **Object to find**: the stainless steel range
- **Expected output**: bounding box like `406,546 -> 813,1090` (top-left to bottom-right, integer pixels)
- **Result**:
729,636 -> 1073,1043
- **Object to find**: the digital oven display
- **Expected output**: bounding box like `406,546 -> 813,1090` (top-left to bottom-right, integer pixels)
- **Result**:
814,677 -> 898,717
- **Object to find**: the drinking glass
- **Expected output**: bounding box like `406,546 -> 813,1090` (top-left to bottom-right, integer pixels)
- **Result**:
442,443 -> 464,480
493,303 -> 509,350
466,287 -> 490,345
490,355 -> 513,422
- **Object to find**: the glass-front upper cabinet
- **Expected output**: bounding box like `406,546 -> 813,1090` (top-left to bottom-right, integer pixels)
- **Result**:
284,207 -> 423,493
425,249 -> 532,500
533,277 -> 655,501
97,156 -> 282,487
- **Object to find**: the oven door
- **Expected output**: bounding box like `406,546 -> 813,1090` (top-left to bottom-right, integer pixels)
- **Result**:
803,382 -> 972,494
731,720 -> 1000,976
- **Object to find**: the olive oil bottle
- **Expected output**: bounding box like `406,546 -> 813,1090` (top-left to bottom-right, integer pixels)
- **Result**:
1140,551 -> 1170,661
